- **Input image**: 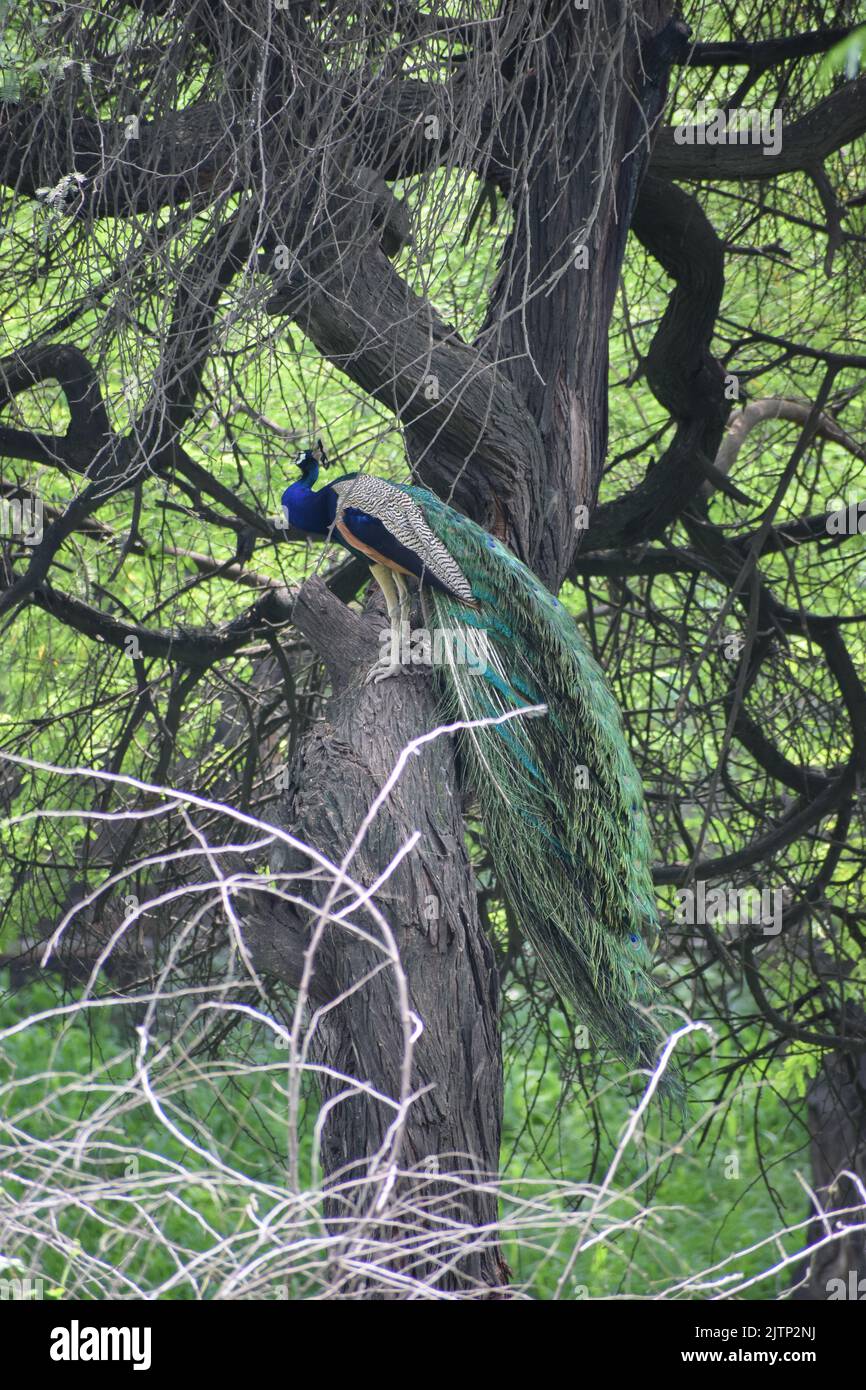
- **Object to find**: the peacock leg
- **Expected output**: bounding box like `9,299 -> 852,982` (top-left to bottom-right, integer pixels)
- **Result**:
365,562 -> 406,683
393,570 -> 412,632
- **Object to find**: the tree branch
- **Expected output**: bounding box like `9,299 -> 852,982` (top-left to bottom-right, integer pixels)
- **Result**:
24,580 -> 295,669
652,75 -> 866,180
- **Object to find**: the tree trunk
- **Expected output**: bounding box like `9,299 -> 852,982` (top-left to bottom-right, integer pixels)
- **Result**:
267,579 -> 505,1295
793,1044 -> 866,1300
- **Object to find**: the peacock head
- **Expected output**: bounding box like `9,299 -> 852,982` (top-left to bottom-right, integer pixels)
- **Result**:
294,439 -> 328,483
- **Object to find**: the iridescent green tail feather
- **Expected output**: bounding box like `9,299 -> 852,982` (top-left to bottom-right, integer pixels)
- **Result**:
398,485 -> 683,1103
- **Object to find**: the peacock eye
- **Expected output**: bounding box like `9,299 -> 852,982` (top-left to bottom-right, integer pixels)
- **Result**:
629,933 -> 639,945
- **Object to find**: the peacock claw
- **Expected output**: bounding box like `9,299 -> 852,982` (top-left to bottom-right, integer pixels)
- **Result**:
364,659 -> 404,685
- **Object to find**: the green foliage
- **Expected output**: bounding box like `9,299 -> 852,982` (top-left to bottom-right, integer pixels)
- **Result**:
501,1006 -> 810,1298
0,973 -> 315,1299
0,974 -> 810,1298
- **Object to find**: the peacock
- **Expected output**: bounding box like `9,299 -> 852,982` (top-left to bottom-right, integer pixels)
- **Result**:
281,442 -> 681,1099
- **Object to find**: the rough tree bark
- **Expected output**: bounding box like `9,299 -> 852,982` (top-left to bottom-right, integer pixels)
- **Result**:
268,580 -> 504,1293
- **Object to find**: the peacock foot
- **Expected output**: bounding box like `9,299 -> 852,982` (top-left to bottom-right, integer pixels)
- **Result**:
364,657 -> 405,685
364,656 -> 430,684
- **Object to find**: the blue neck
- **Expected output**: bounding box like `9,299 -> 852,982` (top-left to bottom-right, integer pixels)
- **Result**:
299,457 -> 319,487
282,465 -> 333,537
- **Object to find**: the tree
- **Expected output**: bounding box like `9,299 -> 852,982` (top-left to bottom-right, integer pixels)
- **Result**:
1,1 -> 865,1298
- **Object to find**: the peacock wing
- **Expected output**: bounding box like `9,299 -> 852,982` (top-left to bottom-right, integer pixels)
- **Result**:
330,475 -> 475,602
